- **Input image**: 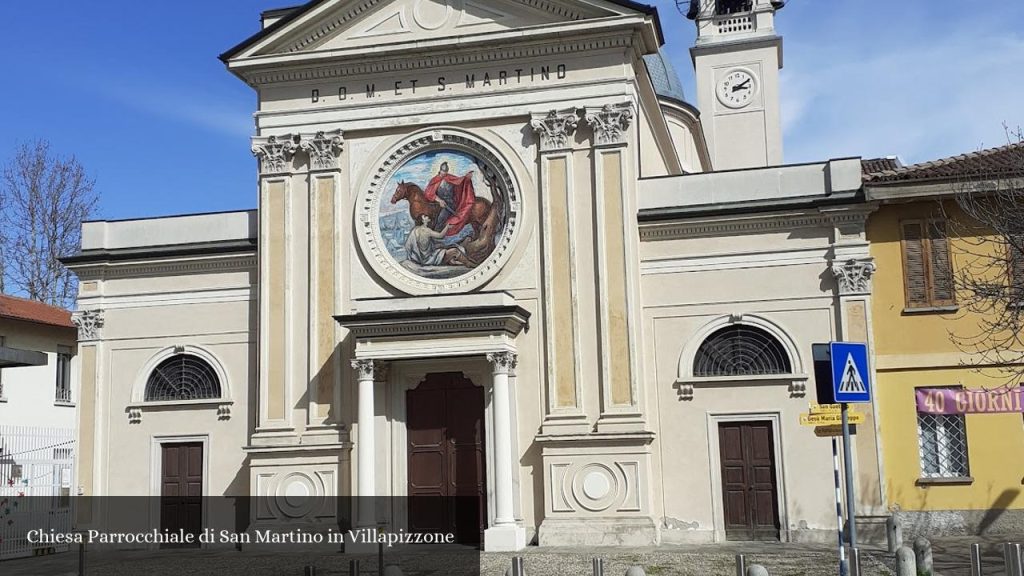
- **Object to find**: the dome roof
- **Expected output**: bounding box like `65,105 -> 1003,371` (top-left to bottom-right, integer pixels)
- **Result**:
643,51 -> 687,103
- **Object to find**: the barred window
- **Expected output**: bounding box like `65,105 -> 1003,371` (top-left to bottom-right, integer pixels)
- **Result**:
55,346 -> 73,404
694,325 -> 792,377
917,411 -> 969,479
145,354 -> 221,402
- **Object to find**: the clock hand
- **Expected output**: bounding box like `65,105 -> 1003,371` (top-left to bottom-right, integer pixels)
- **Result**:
732,80 -> 751,92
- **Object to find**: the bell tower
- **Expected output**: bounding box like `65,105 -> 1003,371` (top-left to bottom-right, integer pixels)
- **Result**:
688,0 -> 785,170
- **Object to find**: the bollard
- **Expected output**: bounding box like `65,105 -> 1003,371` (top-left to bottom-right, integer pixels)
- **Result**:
593,558 -> 604,576
896,546 -> 916,576
78,541 -> 86,576
886,517 -> 902,553
913,537 -> 933,576
1005,542 -> 1023,576
849,547 -> 861,576
625,567 -> 646,576
506,556 -> 526,576
304,567 -> 317,576
745,564 -> 769,576
735,554 -> 746,576
970,543 -> 983,576
350,559 -> 361,576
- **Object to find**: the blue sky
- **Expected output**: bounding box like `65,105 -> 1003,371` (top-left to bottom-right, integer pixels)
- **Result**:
1,1 -> 1022,221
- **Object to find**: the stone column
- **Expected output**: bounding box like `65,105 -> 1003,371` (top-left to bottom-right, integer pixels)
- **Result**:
301,130 -> 344,427
252,134 -> 298,431
826,206 -> 886,515
584,103 -> 644,432
529,109 -> 589,435
351,358 -> 379,527
484,351 -> 526,551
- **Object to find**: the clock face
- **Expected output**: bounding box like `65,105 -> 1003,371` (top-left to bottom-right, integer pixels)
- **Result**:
717,69 -> 757,109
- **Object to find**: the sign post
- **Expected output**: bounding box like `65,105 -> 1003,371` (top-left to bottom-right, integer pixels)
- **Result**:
829,342 -> 872,557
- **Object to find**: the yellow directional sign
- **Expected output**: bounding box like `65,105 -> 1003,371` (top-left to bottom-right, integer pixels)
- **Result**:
814,424 -> 858,437
809,403 -> 841,414
799,411 -> 865,426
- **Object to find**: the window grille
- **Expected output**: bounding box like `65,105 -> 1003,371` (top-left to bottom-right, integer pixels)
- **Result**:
144,354 -> 221,402
694,325 -> 792,377
55,346 -> 72,403
917,411 -> 969,478
0,335 -> 5,400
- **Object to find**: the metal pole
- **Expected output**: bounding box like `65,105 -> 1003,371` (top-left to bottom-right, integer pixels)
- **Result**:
593,558 -> 604,576
305,567 -> 318,576
970,543 -> 982,576
1006,542 -> 1023,576
850,547 -> 861,576
735,554 -> 746,576
378,537 -> 385,576
78,541 -> 86,576
832,438 -> 848,576
512,556 -> 525,576
350,559 -> 361,576
841,403 -> 858,550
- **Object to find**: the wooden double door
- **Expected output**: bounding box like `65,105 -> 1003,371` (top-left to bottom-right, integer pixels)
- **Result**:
718,421 -> 780,541
160,442 -> 203,547
406,372 -> 487,545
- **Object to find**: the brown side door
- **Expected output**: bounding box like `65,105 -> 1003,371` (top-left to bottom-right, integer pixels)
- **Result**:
160,442 -> 203,547
407,372 -> 486,545
719,421 -> 780,541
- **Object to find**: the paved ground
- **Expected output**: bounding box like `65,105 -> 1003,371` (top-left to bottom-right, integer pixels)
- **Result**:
1,537 -> 1019,576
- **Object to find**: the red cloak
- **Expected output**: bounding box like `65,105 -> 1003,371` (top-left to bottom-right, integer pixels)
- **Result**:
423,171 -> 475,236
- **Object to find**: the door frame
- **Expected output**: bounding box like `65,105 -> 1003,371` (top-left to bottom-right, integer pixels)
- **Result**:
149,434 -> 209,546
386,358 -> 520,533
706,413 -> 787,543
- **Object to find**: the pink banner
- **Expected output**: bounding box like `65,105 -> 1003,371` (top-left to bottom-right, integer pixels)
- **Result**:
916,387 -> 1024,414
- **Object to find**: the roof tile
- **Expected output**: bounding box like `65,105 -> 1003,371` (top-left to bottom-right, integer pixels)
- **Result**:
0,294 -> 75,329
863,142 -> 1024,183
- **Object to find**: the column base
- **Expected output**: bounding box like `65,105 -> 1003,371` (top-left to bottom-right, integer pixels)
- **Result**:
484,524 -> 526,552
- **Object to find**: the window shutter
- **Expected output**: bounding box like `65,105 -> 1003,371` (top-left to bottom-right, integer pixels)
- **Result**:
902,221 -> 929,307
1009,236 -> 1024,303
928,220 -> 955,305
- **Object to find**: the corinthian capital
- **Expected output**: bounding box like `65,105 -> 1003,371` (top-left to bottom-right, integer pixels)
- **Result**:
530,109 -> 580,152
252,134 -> 298,174
487,351 -> 518,375
300,130 -> 344,170
351,359 -> 383,381
584,103 -> 634,147
832,258 -> 878,295
72,309 -> 105,341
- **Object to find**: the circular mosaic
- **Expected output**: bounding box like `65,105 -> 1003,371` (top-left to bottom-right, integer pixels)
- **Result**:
357,129 -> 521,294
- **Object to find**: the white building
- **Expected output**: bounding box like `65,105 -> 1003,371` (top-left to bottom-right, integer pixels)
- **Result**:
0,295 -> 78,560
65,0 -> 887,549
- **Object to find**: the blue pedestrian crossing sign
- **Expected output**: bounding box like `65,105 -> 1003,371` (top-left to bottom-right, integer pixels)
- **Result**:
830,342 -> 871,403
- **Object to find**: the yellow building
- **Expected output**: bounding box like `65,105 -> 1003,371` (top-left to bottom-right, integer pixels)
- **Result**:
864,144 -> 1024,536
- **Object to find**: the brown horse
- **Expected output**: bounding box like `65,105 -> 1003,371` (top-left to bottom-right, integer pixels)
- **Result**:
391,181 -> 503,265
391,181 -> 496,240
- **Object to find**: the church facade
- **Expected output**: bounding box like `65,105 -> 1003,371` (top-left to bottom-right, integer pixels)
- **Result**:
65,0 -> 890,550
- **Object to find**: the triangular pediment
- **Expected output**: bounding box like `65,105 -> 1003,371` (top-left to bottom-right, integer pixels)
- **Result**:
227,0 -> 648,60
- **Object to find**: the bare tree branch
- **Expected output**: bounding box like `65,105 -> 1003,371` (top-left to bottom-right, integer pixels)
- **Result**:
0,140 -> 98,309
943,127 -> 1024,388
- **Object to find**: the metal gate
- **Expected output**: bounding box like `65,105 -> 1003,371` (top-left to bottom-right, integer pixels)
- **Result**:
0,425 -> 75,560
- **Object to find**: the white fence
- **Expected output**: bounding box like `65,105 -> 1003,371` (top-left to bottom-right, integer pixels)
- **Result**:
0,425 -> 75,560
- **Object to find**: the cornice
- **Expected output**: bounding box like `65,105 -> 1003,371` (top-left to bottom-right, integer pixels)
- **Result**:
239,34 -> 634,86
336,305 -> 530,340
639,208 -> 872,241
72,255 -> 258,281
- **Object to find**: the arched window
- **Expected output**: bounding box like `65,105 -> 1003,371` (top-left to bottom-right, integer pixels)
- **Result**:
144,354 -> 222,402
693,325 -> 792,377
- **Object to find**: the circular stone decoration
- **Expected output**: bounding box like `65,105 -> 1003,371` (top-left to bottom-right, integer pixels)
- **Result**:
357,129 -> 521,295
582,470 -> 612,500
571,464 -> 619,512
